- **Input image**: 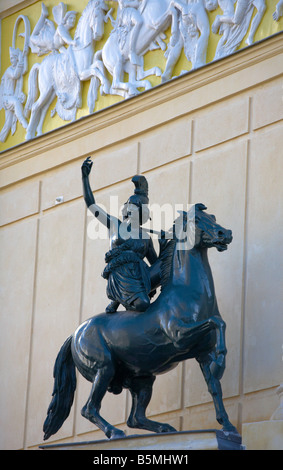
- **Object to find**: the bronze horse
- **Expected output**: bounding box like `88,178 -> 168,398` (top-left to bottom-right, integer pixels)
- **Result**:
43,204 -> 238,441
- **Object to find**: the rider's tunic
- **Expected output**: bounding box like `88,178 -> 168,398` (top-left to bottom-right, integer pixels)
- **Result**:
102,236 -> 151,309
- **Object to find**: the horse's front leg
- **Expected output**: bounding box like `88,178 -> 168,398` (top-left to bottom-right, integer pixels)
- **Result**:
210,316 -> 227,354
136,56 -> 162,80
111,62 -> 138,98
198,357 -> 238,435
209,316 -> 227,380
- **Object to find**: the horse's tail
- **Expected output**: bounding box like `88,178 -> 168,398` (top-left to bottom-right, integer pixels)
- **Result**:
43,336 -> 76,441
24,63 -> 39,117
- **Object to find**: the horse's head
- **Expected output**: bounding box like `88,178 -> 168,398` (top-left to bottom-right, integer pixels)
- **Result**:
187,204 -> 233,252
173,204 -> 232,251
90,0 -> 108,41
160,204 -> 232,288
75,0 -> 108,45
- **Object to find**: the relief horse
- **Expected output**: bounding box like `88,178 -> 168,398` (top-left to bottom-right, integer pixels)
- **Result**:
43,204 -> 239,441
98,0 -> 179,98
24,0 -> 109,140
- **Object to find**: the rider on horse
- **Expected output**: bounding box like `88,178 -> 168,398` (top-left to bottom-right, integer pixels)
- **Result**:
82,157 -> 158,313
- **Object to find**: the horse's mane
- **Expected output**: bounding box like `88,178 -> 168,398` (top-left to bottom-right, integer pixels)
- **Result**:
159,236 -> 176,290
159,205 -> 207,289
159,212 -> 187,289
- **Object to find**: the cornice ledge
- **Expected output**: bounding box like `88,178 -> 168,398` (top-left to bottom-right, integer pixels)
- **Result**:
0,32 -> 282,172
0,1 -> 38,19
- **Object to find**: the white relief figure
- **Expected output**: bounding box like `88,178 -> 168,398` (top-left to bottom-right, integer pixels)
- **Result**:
161,0 -> 210,83
24,1 -> 109,141
207,0 -> 266,60
0,16 -> 30,143
98,0 -> 180,99
273,0 -> 283,20
29,2 -> 77,56
205,0 -> 234,60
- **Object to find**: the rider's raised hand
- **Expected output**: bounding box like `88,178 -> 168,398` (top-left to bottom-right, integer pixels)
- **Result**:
81,157 -> 93,177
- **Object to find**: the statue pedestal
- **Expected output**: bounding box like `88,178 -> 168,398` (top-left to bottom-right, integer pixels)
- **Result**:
40,430 -> 244,451
243,421 -> 283,450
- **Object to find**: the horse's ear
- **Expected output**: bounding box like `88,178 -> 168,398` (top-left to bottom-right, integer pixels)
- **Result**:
195,203 -> 207,212
187,203 -> 207,221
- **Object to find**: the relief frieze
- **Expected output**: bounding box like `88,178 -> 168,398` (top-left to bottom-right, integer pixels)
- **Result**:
0,0 -> 282,147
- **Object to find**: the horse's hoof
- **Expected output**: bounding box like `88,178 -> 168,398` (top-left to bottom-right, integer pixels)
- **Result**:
159,423 -> 176,433
161,74 -> 169,84
106,427 -> 126,440
220,425 -> 240,436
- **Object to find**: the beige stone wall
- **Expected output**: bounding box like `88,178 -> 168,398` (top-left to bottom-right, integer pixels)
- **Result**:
0,34 -> 283,450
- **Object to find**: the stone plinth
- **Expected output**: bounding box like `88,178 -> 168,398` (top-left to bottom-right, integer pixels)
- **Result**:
40,430 -> 244,451
243,421 -> 283,450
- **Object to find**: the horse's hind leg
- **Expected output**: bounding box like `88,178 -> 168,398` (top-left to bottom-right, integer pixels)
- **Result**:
127,376 -> 176,434
26,89 -> 53,140
81,363 -> 126,439
197,356 -> 238,434
37,90 -> 56,136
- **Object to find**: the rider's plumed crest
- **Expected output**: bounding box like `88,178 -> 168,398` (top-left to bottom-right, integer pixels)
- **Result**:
130,175 -> 149,205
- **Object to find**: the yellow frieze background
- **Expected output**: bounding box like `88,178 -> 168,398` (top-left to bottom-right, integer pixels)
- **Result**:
0,0 -> 282,152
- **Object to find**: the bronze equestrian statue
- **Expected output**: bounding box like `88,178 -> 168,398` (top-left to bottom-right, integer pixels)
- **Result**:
43,158 -> 239,442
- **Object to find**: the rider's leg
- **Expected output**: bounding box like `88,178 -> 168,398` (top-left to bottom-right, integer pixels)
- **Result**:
12,98 -> 28,130
131,293 -> 150,312
106,300 -> 120,314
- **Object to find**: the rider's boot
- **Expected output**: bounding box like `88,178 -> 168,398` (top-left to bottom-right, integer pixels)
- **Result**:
106,300 -> 120,314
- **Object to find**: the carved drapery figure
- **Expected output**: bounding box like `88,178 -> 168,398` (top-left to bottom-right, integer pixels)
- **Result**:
82,157 -> 158,313
273,0 -> 283,20
207,0 -> 266,59
0,16 -> 30,142
162,0 -> 210,82
0,48 -> 28,142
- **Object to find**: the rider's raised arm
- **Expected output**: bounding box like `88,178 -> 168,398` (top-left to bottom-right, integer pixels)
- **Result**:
81,157 -> 120,233
88,202 -> 120,233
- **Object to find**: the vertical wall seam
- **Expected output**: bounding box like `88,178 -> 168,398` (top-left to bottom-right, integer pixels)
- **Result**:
72,203 -> 88,438
137,141 -> 141,175
188,119 -> 195,205
238,97 -> 253,430
23,181 -> 42,449
181,119 -> 195,423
